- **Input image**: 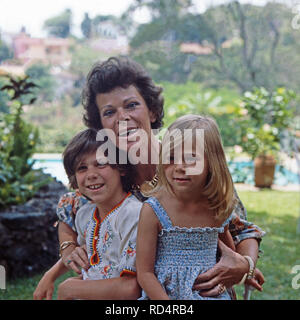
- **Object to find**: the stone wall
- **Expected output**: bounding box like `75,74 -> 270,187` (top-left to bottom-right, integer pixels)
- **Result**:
0,177 -> 68,279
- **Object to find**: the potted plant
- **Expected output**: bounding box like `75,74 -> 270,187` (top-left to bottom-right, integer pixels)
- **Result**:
239,87 -> 295,188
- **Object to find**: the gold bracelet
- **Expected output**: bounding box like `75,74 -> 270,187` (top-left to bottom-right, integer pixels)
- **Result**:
238,255 -> 255,285
59,241 -> 76,257
244,255 -> 255,279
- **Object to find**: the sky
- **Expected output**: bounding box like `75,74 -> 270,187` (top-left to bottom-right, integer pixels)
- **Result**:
0,0 -> 294,38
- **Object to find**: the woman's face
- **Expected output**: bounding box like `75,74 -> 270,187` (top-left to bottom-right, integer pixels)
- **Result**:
96,85 -> 156,152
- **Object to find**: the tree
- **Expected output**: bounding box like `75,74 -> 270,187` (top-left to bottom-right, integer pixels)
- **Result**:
193,2 -> 291,92
81,12 -> 92,39
129,0 -> 193,47
43,9 -> 72,38
0,39 -> 13,63
25,63 -> 56,102
128,0 -> 196,83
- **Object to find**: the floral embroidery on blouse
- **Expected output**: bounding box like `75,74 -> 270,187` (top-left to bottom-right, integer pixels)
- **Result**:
76,193 -> 143,280
102,223 -> 114,253
89,207 -> 101,266
57,188 -> 265,248
100,264 -> 115,278
124,241 -> 136,258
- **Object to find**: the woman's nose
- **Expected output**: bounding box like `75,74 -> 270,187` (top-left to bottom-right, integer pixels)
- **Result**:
117,108 -> 130,123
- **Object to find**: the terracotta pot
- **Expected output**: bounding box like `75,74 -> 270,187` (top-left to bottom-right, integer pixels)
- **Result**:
254,155 -> 276,188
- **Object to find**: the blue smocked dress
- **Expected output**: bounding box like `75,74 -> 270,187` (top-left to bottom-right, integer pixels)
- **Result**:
140,197 -> 232,300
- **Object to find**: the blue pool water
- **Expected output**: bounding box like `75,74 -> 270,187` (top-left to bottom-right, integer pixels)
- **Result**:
227,161 -> 299,186
32,159 -> 299,187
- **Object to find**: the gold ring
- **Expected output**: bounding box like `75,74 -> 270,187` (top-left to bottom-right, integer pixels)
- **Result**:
217,284 -> 226,295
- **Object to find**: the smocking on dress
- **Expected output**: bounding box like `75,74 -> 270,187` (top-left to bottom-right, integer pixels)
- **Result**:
139,196 -> 232,300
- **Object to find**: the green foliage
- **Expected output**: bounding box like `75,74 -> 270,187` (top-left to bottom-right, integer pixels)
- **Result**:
81,12 -> 92,39
25,63 -> 56,102
239,87 -> 296,159
0,39 -> 13,63
0,77 -> 9,113
130,41 -> 189,83
43,9 -> 72,38
127,1 -> 300,92
162,81 -> 242,146
0,75 -> 51,208
23,95 -> 85,153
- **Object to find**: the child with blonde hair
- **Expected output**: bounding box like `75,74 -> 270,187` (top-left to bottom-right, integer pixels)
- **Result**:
137,114 -> 237,300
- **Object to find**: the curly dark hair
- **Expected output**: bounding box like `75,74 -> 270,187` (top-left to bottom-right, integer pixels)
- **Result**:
82,56 -> 164,130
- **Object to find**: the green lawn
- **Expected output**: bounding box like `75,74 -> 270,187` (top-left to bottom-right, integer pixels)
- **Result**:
0,190 -> 299,300
235,190 -> 300,300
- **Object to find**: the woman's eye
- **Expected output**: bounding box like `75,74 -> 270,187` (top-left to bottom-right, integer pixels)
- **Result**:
127,102 -> 138,109
103,109 -> 114,117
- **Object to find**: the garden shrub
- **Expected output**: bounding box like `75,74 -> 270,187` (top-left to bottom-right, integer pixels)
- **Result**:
0,75 -> 51,208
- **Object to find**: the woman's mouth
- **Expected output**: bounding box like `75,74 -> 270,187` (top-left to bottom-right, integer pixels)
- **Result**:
118,128 -> 139,137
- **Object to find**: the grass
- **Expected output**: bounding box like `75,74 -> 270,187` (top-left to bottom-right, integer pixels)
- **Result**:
235,190 -> 300,300
0,270 -> 76,300
0,190 -> 299,300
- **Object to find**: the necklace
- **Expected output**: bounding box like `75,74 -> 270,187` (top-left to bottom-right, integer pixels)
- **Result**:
132,173 -> 159,193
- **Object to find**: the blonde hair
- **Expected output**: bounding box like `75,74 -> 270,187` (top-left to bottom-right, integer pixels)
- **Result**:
145,114 -> 236,222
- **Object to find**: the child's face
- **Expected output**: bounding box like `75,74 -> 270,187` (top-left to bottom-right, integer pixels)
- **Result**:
163,147 -> 208,196
75,152 -> 124,207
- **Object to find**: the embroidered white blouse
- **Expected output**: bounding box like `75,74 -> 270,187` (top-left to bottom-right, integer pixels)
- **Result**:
74,193 -> 143,280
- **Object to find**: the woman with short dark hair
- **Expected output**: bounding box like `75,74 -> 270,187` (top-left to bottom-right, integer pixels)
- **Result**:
34,56 -> 265,300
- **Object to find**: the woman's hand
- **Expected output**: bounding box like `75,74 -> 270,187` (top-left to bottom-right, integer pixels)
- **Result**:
245,267 -> 264,291
62,245 -> 89,274
193,240 -> 249,297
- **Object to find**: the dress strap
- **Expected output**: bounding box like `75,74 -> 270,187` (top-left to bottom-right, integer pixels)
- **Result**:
220,213 -> 233,231
145,197 -> 173,229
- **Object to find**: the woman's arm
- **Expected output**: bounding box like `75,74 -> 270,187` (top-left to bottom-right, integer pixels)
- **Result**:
192,190 -> 265,296
56,192 -> 91,273
58,222 -> 90,273
193,238 -> 262,296
57,275 -> 141,300
136,204 -> 170,300
33,259 -> 69,300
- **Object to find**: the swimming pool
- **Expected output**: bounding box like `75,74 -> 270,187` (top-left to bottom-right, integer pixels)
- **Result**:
32,158 -> 299,187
